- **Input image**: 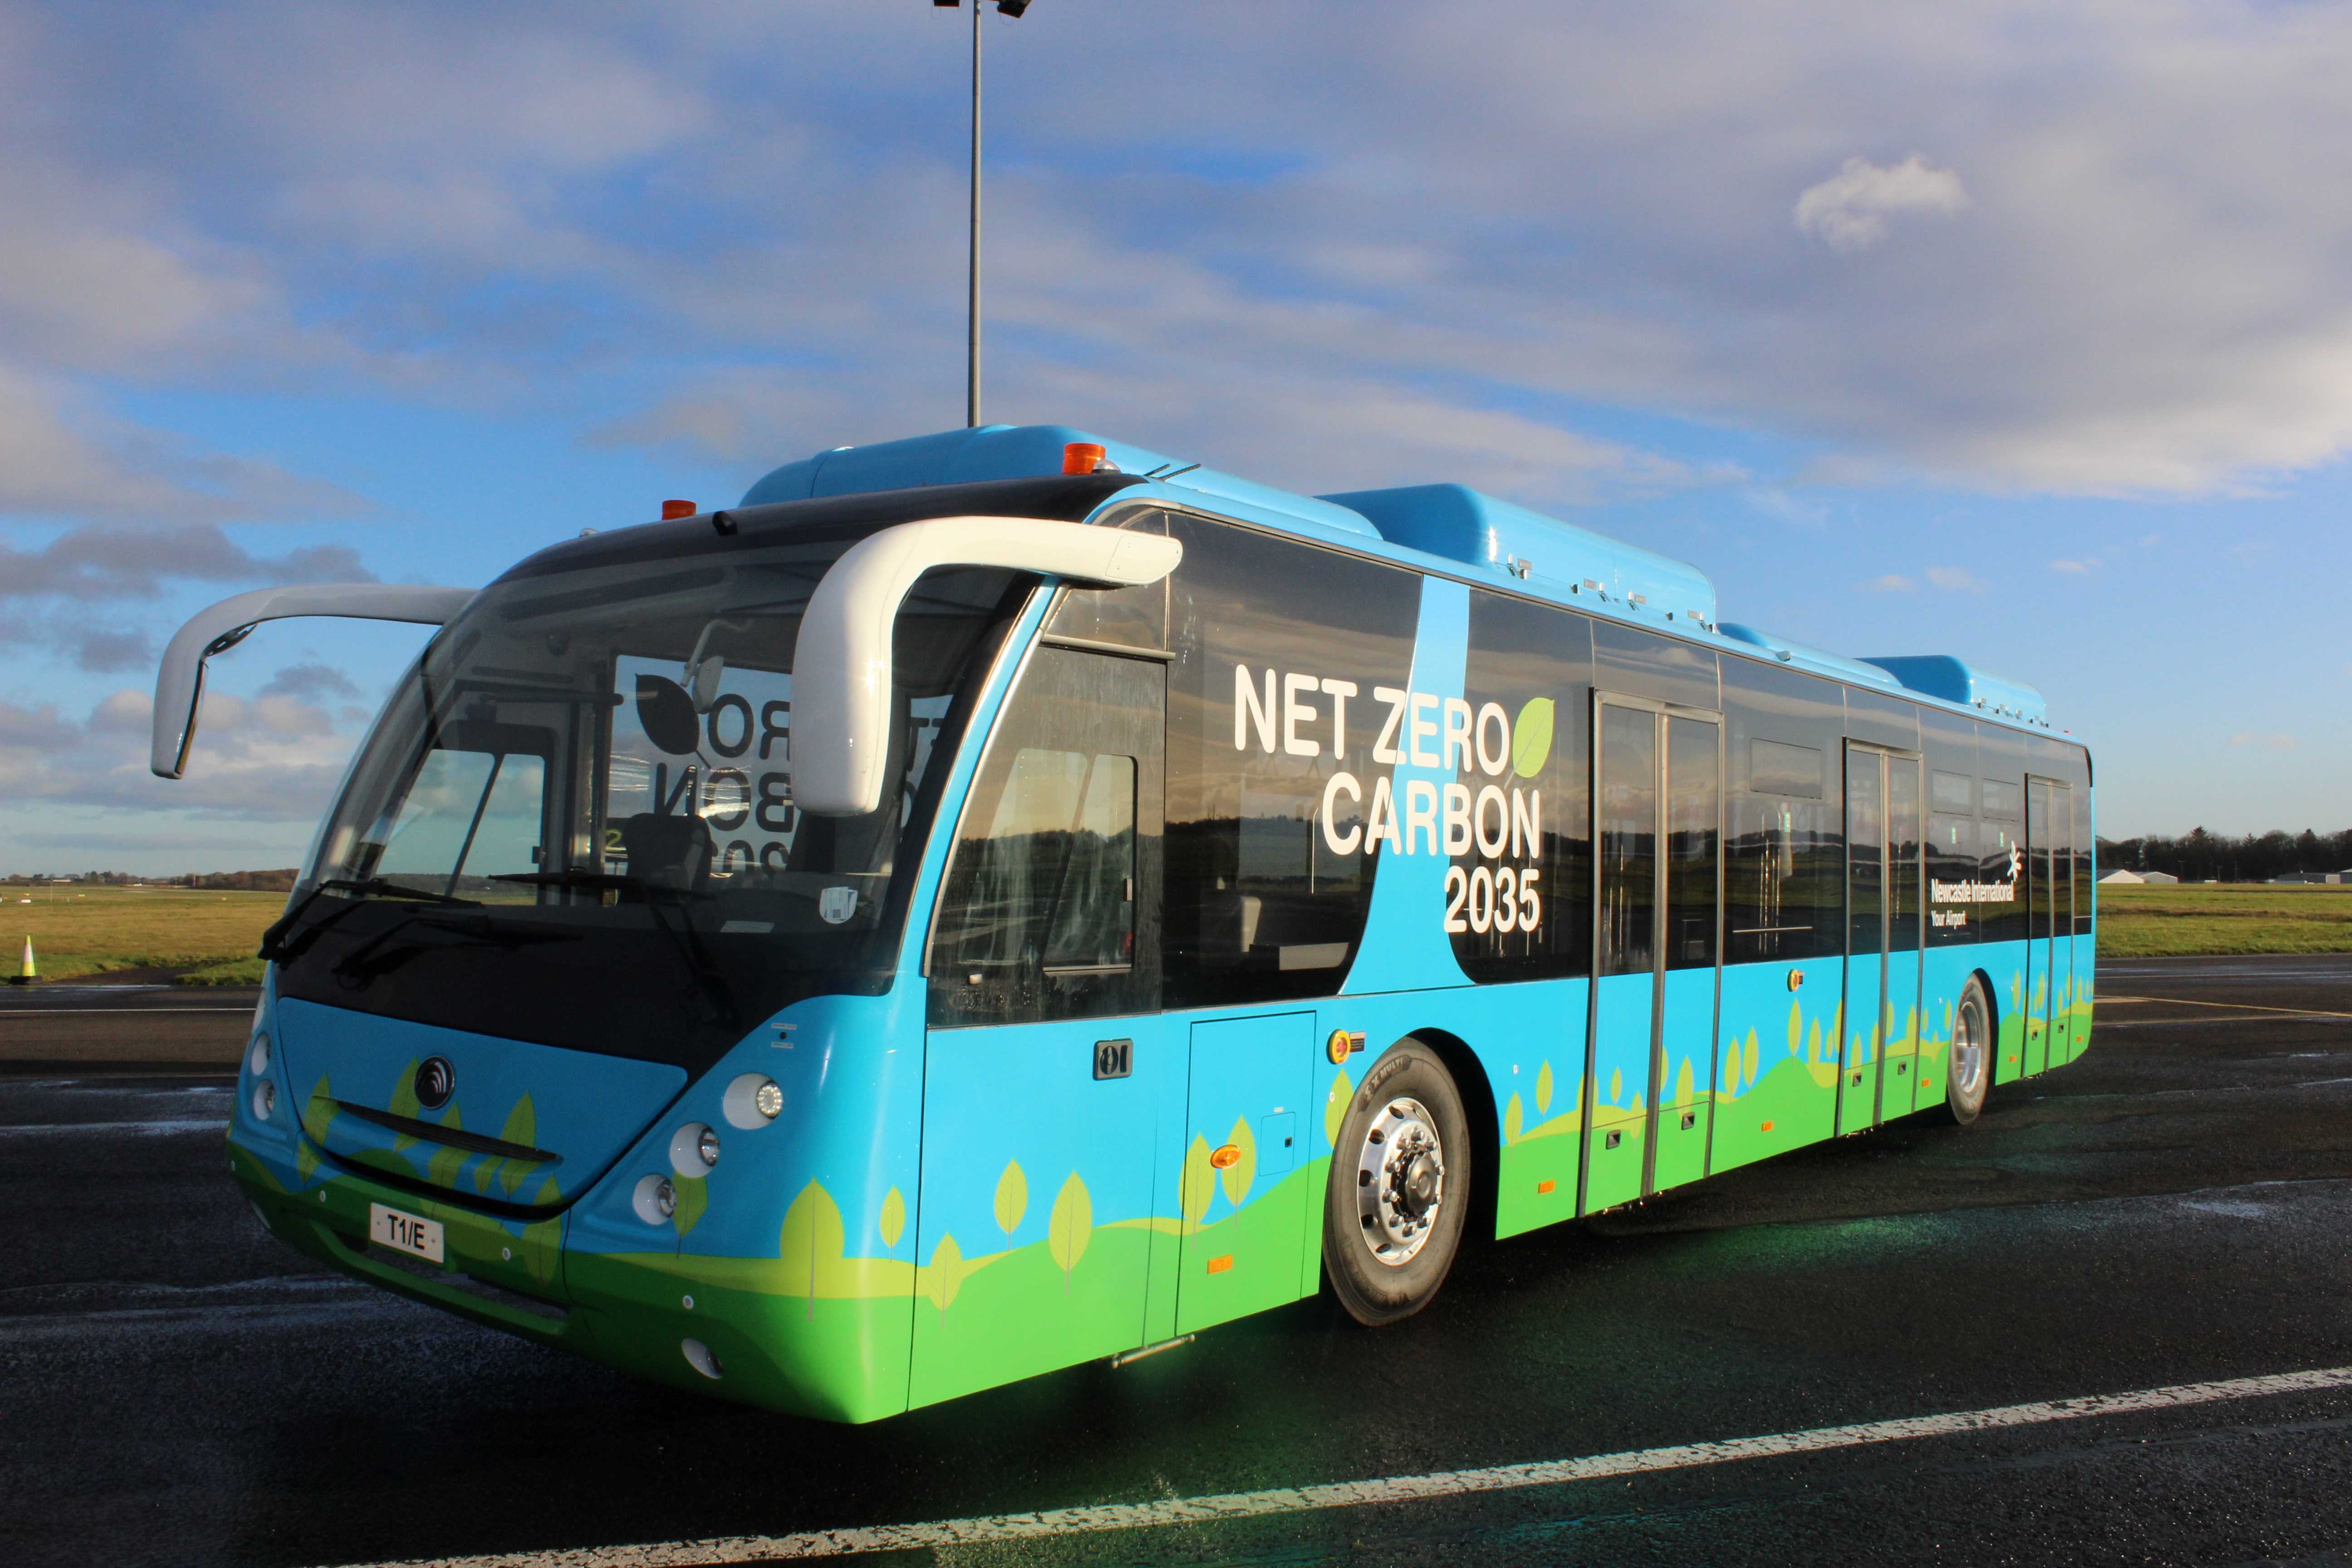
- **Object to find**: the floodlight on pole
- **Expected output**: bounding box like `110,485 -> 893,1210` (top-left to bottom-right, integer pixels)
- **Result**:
936,0 -> 1034,427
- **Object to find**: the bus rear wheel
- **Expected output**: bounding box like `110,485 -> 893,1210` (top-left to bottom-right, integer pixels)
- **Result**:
1947,976 -> 1993,1125
1324,1040 -> 1471,1326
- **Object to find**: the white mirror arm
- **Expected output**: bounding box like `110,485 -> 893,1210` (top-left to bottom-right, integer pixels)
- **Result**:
151,583 -> 476,779
794,515 -> 1182,816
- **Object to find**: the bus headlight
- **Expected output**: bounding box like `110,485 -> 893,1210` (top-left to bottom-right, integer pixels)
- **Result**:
633,1173 -> 677,1224
250,1078 -> 276,1122
247,1032 -> 270,1076
670,1122 -> 719,1176
722,1073 -> 783,1129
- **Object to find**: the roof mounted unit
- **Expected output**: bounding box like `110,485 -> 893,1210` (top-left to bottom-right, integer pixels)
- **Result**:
1318,483 -> 1716,626
1858,654 -> 2049,726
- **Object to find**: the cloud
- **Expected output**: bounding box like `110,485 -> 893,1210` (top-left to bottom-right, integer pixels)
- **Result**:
257,662 -> 361,702
1926,566 -> 1986,591
1794,154 -> 1972,252
0,686 -> 362,823
1859,573 -> 1916,593
71,629 -> 152,673
2049,557 -> 2098,573
1742,487 -> 1830,529
2228,731 -> 2298,751
0,524 -> 374,605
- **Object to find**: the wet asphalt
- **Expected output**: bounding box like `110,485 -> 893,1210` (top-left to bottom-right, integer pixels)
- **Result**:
6,956 -> 2352,1568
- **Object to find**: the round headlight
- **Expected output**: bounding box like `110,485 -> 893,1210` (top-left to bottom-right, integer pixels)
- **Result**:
250,1078 -> 276,1122
632,1173 -> 677,1225
247,1032 -> 270,1077
722,1073 -> 783,1130
670,1122 -> 719,1176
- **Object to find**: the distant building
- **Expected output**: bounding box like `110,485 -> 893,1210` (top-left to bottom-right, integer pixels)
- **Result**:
2101,869 -> 2177,885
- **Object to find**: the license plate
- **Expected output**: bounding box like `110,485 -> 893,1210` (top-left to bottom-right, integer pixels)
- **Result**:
369,1202 -> 445,1265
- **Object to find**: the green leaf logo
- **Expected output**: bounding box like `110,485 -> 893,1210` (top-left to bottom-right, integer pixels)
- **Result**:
879,1186 -> 906,1250
1502,1093 -> 1523,1145
1324,1068 -> 1353,1147
1535,1060 -> 1554,1116
925,1233 -> 964,1318
1220,1117 -> 1257,1208
1512,697 -> 1556,779
780,1180 -> 846,1321
993,1159 -> 1028,1237
671,1174 -> 708,1237
1181,1135 -> 1216,1227
1048,1172 -> 1093,1290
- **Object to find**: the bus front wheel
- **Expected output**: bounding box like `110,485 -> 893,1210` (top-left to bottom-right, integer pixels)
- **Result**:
1324,1040 -> 1471,1326
1947,976 -> 1993,1125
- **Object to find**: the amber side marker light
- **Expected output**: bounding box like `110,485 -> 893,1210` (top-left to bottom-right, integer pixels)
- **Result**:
1206,1254 -> 1234,1275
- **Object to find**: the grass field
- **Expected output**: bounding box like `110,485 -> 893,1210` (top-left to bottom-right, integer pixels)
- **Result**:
4,879 -> 2347,985
2095,882 -> 2352,957
3,887 -> 280,985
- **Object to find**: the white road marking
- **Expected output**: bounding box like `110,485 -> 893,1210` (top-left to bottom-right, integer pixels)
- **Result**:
0,1007 -> 253,1015
0,1119 -> 230,1136
332,1363 -> 2352,1568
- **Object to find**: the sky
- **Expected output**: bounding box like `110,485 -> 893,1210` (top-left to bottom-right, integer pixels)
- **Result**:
2,0 -> 2348,874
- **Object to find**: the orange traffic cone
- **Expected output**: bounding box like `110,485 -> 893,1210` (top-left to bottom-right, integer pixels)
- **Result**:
10,936 -> 32,985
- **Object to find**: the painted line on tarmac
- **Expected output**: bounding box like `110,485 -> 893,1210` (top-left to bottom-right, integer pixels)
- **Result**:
0,1007 -> 254,1015
0,1118 -> 230,1136
2102,994 -> 2352,1020
338,1363 -> 2352,1568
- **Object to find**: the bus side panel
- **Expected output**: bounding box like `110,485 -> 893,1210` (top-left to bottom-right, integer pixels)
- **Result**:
1915,943 -> 1981,1108
1986,939 -> 2029,1083
564,987 -> 927,1424
1477,978 -> 1589,1240
1707,956 -> 1836,1174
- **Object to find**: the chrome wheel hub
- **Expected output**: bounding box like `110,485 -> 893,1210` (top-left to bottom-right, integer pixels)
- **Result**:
1952,994 -> 1987,1097
1355,1096 -> 1445,1266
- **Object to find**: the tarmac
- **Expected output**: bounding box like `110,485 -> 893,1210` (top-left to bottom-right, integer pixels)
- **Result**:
5,955 -> 2352,1567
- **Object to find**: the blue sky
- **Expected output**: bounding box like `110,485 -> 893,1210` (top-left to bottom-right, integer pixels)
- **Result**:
3,0 -> 2347,872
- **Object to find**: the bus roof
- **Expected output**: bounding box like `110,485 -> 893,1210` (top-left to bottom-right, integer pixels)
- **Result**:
738,423 -> 2057,734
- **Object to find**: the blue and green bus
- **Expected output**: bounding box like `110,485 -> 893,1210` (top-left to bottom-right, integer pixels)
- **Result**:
160,424 -> 2092,1421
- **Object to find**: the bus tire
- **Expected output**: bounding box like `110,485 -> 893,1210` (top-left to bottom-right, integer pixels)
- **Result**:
1324,1040 -> 1471,1327
1947,976 -> 1993,1126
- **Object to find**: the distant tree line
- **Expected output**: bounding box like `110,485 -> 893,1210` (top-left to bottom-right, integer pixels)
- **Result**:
2097,829 -> 2352,883
0,869 -> 300,889
179,869 -> 301,892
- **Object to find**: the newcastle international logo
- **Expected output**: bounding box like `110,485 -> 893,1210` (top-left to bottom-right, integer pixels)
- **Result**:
1931,843 -> 2024,906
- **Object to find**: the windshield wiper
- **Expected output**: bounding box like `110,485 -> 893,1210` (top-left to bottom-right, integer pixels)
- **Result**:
260,877 -> 481,964
330,913 -> 579,987
490,869 -> 738,1028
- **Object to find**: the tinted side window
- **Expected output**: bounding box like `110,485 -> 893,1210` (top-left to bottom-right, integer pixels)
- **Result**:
1975,722 -> 2029,944
1724,657 -> 1844,962
1045,507 -> 1171,652
1449,591 -> 1592,981
1922,708 -> 1980,948
1164,517 -> 1421,1009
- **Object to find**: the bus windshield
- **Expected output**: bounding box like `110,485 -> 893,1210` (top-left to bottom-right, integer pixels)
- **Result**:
274,523 -> 1025,1067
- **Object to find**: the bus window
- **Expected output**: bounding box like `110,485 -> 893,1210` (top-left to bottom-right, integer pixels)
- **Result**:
1047,507 -> 1170,652
1723,657 -> 1844,964
1451,590 -> 1592,981
929,646 -> 1162,1026
358,722 -> 552,899
1162,517 -> 1419,1009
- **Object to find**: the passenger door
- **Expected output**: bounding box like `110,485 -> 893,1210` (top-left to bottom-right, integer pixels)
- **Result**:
1174,1012 -> 1314,1336
2024,778 -> 2069,1074
914,645 -> 1170,1408
1840,744 -> 1923,1132
1586,696 -> 1721,1211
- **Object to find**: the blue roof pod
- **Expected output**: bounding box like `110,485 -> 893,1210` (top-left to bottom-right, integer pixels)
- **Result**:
1319,483 -> 1717,628
1858,655 -> 2048,725
1718,623 -> 1903,690
739,424 -> 1379,539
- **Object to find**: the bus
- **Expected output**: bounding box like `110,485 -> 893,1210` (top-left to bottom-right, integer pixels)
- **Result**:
161,424 -> 2094,1421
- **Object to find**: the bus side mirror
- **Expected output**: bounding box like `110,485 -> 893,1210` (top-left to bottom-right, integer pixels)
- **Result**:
792,515 -> 1181,816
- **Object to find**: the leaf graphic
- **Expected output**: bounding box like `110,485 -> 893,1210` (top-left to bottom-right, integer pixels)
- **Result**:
1608,1068 -> 1623,1106
779,1180 -> 846,1320
993,1160 -> 1028,1237
426,1103 -> 466,1188
1788,998 -> 1803,1057
1743,1030 -> 1759,1090
926,1233 -> 964,1318
520,1215 -> 560,1286
387,1061 -> 421,1153
1535,1060 -> 1554,1116
879,1186 -> 906,1250
1676,1057 -> 1695,1107
1181,1135 -> 1216,1227
1220,1116 -> 1257,1207
1324,1069 -> 1353,1147
1048,1172 -> 1093,1289
1808,1018 -> 1823,1063
1512,698 -> 1556,779
672,1174 -> 708,1237
1503,1093 -> 1523,1145
301,1074 -> 336,1145
496,1093 -> 537,1197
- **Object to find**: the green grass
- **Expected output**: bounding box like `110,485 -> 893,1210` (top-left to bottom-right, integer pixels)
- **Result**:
2096,882 -> 2352,957
1,886 -> 283,984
